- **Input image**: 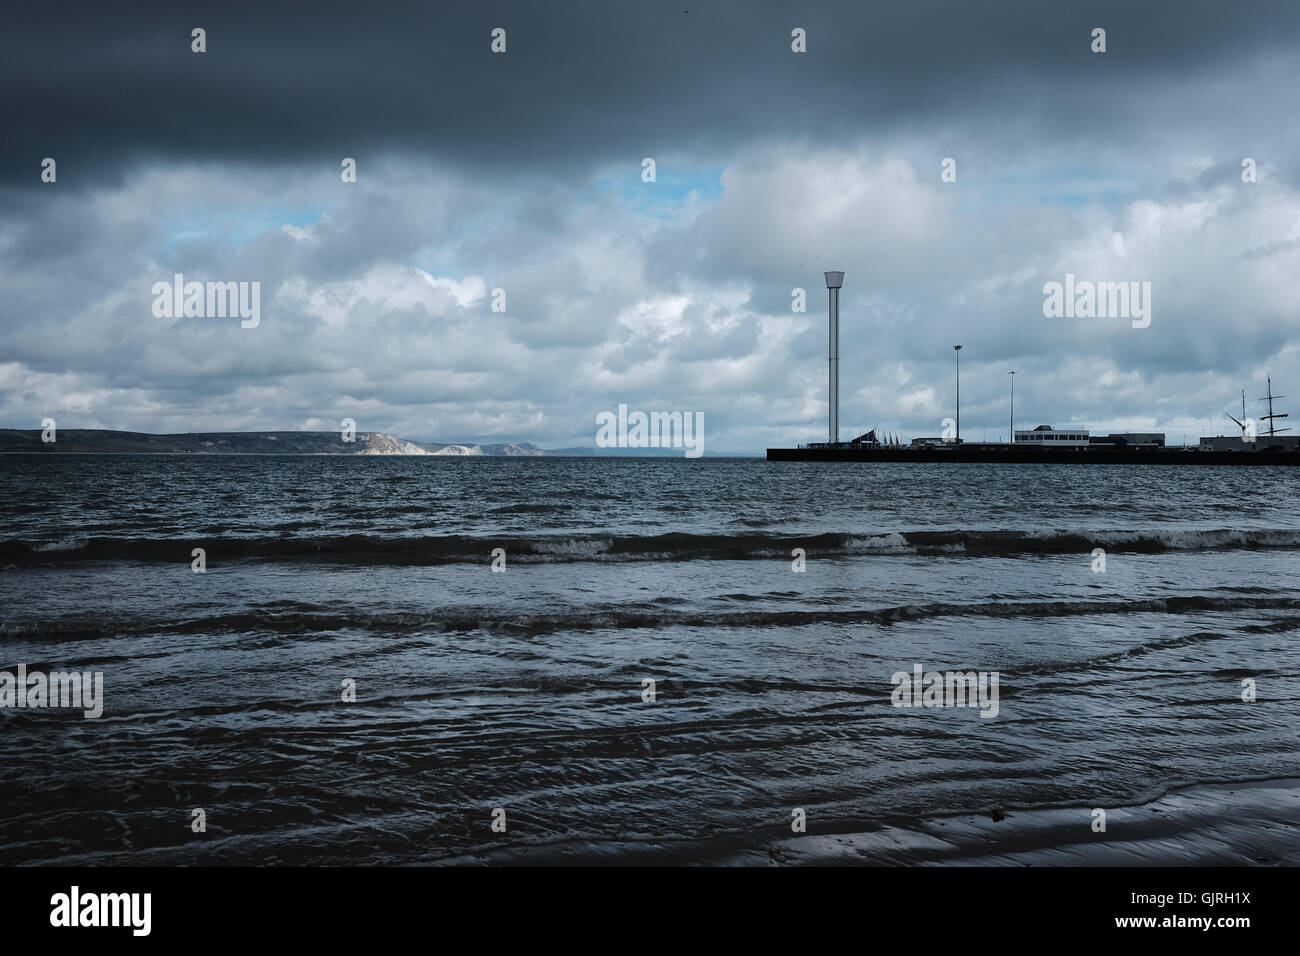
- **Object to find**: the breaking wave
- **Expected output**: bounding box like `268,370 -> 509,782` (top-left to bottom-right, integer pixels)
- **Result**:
7,595 -> 1300,641
5,527 -> 1300,567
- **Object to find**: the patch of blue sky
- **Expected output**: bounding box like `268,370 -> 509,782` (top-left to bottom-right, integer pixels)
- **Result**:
595,163 -> 725,219
981,163 -> 1148,209
410,255 -> 464,278
159,204 -> 331,248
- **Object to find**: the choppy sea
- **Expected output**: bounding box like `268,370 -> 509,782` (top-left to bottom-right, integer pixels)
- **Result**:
1,454 -> 1297,864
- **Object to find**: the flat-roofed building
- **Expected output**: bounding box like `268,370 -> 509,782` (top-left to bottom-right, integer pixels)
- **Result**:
1198,435 -> 1300,452
1090,432 -> 1165,447
1013,424 -> 1090,446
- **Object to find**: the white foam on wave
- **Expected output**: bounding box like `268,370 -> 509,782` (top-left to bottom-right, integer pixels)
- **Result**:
33,536 -> 88,552
846,533 -> 921,554
528,538 -> 613,559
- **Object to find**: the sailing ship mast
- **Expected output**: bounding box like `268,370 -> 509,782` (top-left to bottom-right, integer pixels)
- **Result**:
1257,374 -> 1289,437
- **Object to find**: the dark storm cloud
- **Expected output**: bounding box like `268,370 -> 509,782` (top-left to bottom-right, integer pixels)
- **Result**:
6,1 -> 1300,450
6,0 -> 1300,186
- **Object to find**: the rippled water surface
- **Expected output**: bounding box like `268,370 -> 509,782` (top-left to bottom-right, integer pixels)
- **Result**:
1,455 -> 1297,863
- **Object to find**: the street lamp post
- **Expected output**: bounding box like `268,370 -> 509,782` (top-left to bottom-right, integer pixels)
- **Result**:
1008,370 -> 1015,445
953,345 -> 963,444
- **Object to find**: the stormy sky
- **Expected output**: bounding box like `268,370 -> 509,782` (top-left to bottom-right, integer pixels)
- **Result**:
4,0 -> 1300,451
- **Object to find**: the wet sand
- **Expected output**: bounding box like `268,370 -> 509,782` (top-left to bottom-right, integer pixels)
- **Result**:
437,777 -> 1300,866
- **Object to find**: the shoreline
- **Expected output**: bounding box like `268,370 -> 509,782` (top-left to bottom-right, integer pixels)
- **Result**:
434,777 -> 1300,866
767,447 -> 1300,466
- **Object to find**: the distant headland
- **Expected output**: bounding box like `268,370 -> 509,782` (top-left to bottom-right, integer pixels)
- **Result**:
0,429 -> 546,456
0,428 -> 707,457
